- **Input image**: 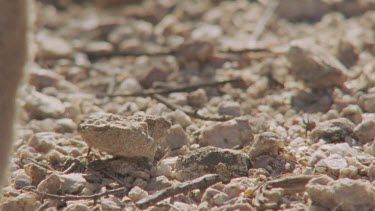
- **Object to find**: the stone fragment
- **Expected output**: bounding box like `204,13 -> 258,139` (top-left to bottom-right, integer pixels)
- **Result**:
0,193 -> 41,211
29,67 -> 63,91
24,89 -> 65,120
314,154 -> 347,177
36,31 -> 73,59
59,173 -> 86,194
175,146 -> 251,181
166,124 -> 189,150
359,93 -> 375,112
28,132 -> 59,153
306,175 -> 375,211
117,78 -> 143,94
175,40 -> 214,65
218,101 -> 241,117
101,197 -> 123,211
336,39 -> 359,67
200,118 -> 253,149
64,204 -> 91,211
37,174 -> 62,194
13,172 -> 32,190
128,186 -> 148,202
78,113 -> 171,159
249,132 -> 284,161
287,41 -> 348,89
354,120 -> 375,144
309,118 -> 355,143
187,89 -> 208,108
54,118 -> 77,133
24,163 -> 49,186
146,176 -> 173,191
340,104 -> 362,124
201,188 -> 229,207
83,41 -> 113,55
138,67 -> 168,88
165,110 -> 192,128
276,0 -> 328,21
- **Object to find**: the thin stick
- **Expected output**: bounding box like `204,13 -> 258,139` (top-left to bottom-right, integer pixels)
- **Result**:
85,50 -> 172,60
100,78 -> 243,98
152,94 -> 233,122
135,174 -> 223,209
23,186 -> 126,201
249,0 -> 280,44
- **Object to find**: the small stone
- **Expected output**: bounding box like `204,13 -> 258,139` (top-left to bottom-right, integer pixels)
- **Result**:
59,173 -> 86,194
128,186 -> 148,202
37,174 -> 62,194
200,118 -> 253,149
0,193 -> 41,211
36,31 -> 73,59
249,132 -> 284,161
29,67 -> 63,91
309,118 -> 355,143
166,124 -> 189,150
287,41 -> 348,89
64,204 -> 91,211
276,0 -> 328,21
78,113 -> 171,159
336,39 -> 359,67
315,154 -> 347,177
54,118 -> 77,133
14,173 -> 32,189
83,41 -> 113,55
24,89 -> 65,120
175,40 -> 214,65
28,132 -> 59,153
138,67 -> 168,88
354,120 -> 375,144
24,163 -> 49,186
306,176 -> 375,211
218,101 -> 241,117
340,166 -> 358,179
340,104 -> 362,124
223,177 -> 253,199
359,93 -> 375,112
165,110 -> 192,128
117,78 -> 143,94
146,176 -> 173,191
187,89 -> 208,108
101,197 -> 122,211
175,146 -> 251,181
201,188 -> 229,207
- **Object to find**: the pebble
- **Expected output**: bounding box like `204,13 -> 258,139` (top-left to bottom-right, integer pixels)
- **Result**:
117,78 -> 143,94
28,67 -> 63,91
276,0 -> 327,21
165,110 -> 192,128
340,104 -> 363,124
359,93 -> 375,112
24,163 -> 49,186
175,40 -> 214,65
201,188 -> 229,207
83,41 -> 114,55
287,41 -> 348,89
24,89 -> 66,120
0,193 -> 41,211
28,132 -> 59,153
354,120 -> 375,144
309,118 -> 355,143
336,38 -> 359,67
146,176 -> 173,191
64,204 -> 91,211
187,88 -> 208,108
306,175 -> 375,211
166,124 -> 189,150
54,118 -> 77,133
128,186 -> 148,202
37,174 -> 62,194
78,113 -> 171,159
138,67 -> 168,88
13,172 -> 32,189
249,132 -> 284,161
175,146 -> 251,181
59,173 -> 86,194
218,101 -> 241,117
314,154 -> 347,177
36,31 -> 73,59
200,118 -> 253,149
101,197 -> 122,211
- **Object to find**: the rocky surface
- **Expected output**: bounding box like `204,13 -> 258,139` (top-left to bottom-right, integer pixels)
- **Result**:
2,0 -> 375,210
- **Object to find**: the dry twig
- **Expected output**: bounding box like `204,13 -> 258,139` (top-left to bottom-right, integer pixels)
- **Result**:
135,174 -> 223,209
100,78 -> 243,98
23,186 -> 126,201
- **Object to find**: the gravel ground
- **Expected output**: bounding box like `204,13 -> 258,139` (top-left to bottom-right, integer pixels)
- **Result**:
1,0 -> 375,210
